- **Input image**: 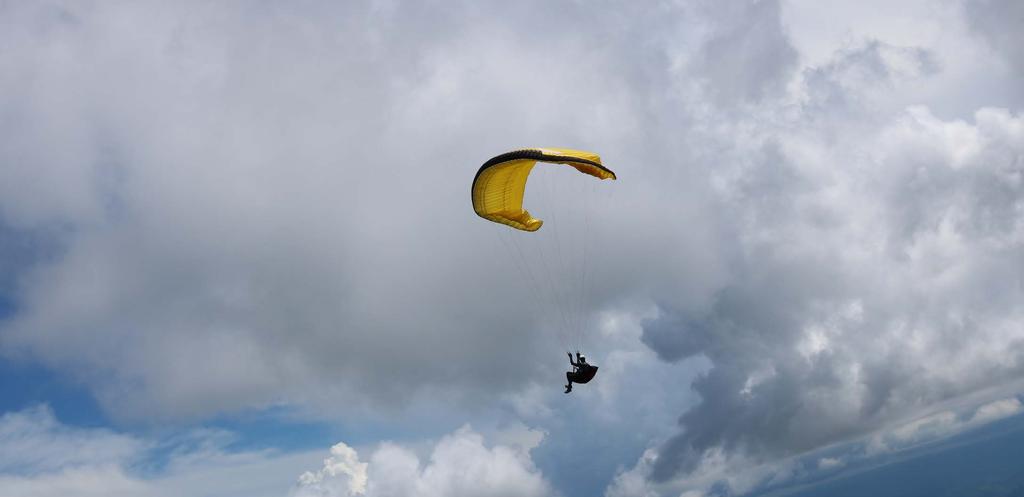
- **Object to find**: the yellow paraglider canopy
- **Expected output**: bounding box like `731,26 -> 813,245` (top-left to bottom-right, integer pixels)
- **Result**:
471,148 -> 616,231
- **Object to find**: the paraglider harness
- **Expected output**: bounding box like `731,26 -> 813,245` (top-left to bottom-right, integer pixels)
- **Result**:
565,351 -> 598,393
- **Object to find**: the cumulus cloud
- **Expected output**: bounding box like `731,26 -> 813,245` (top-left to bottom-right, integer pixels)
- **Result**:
0,406 -> 556,497
641,98 -> 1023,482
291,425 -> 553,497
0,0 -> 649,419
619,1 -> 1024,491
0,0 -> 749,424
295,443 -> 368,496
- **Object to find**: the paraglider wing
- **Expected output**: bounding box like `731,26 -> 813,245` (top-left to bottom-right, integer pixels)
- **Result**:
471,148 -> 616,231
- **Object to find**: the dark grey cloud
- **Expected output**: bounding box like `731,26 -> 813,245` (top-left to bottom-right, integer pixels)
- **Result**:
0,0 -> 584,418
964,0 -> 1024,74
691,0 -> 798,105
0,0 -> 723,422
634,35 -> 1024,494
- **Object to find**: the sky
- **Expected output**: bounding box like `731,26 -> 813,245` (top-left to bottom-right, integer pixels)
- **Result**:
0,0 -> 1022,496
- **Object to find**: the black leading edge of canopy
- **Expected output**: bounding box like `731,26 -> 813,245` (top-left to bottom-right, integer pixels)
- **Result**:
470,149 -> 615,203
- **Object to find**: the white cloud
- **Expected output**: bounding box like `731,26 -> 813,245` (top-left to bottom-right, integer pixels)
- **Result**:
0,405 -> 322,497
817,457 -> 843,470
0,466 -> 156,497
608,395 -> 1024,497
621,0 -> 1024,492
0,405 -> 143,475
0,0 -> 659,422
290,425 -> 554,497
0,405 -> 554,497
0,1 -> 1022,496
868,396 -> 1024,454
0,407 -> 557,497
969,397 -> 1024,426
295,443 -> 368,497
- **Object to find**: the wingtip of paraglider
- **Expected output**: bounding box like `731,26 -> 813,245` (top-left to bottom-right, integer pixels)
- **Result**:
478,212 -> 543,232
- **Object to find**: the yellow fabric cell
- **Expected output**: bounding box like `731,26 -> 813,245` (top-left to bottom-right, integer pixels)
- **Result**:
471,148 -> 616,231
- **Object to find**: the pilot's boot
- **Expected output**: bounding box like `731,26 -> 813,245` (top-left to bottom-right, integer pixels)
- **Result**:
564,383 -> 572,393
